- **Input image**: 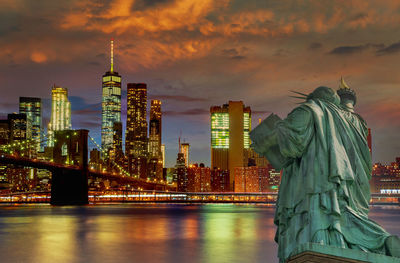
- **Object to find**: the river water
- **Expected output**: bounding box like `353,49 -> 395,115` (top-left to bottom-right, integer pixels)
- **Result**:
0,204 -> 399,263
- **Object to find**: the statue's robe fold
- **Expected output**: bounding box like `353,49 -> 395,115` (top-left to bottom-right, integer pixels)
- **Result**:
251,99 -> 391,262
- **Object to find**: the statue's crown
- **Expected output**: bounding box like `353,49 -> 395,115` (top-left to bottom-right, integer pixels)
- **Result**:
337,77 -> 357,106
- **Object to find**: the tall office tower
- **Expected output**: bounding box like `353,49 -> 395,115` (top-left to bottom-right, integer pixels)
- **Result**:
180,142 -> 190,167
125,83 -> 148,159
19,97 -> 42,151
8,113 -> 32,142
109,122 -> 123,162
47,85 -> 71,147
161,144 -> 166,168
175,152 -> 188,191
210,101 -> 251,190
101,39 -> 122,154
149,100 -> 162,159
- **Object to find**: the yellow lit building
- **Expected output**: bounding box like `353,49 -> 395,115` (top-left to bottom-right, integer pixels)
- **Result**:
210,101 -> 251,190
47,85 -> 71,147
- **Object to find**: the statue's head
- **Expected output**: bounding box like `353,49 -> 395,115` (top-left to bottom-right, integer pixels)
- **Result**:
337,77 -> 357,112
307,86 -> 340,106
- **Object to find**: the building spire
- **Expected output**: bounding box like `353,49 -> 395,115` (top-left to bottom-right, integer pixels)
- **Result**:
110,38 -> 114,72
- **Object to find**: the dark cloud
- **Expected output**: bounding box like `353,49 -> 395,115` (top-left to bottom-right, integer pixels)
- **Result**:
133,0 -> 173,10
376,41 -> 400,56
329,45 -> 367,55
149,95 -> 208,102
328,43 -> 384,55
164,108 -> 209,116
221,47 -> 248,59
309,42 -> 322,50
231,55 -> 246,60
348,12 -> 368,22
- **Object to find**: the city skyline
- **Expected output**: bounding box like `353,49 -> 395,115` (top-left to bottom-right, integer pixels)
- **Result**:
0,0 -> 399,166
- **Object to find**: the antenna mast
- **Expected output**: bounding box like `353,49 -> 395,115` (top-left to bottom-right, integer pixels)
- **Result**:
110,38 -> 114,72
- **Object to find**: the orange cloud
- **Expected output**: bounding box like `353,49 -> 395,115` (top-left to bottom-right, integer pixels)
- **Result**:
30,52 -> 47,63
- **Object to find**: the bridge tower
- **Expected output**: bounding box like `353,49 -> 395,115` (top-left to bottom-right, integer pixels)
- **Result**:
51,129 -> 89,205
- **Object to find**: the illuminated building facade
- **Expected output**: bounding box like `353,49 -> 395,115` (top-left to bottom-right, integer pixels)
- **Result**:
370,158 -> 400,194
210,101 -> 251,190
187,164 -> 211,192
109,121 -> 123,162
47,85 -> 71,147
161,144 -> 166,168
175,153 -> 187,191
19,97 -> 42,151
8,113 -> 31,142
126,83 -> 148,174
0,120 -> 9,145
101,39 -> 122,154
234,166 -> 270,192
149,99 -> 162,159
211,168 -> 230,192
180,143 -> 190,167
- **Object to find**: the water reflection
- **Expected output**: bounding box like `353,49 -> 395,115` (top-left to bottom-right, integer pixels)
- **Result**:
0,204 -> 398,263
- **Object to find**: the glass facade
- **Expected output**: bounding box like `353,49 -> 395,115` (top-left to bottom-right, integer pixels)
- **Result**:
211,112 -> 229,149
101,71 -> 121,153
47,86 -> 71,147
19,97 -> 42,151
211,112 -> 250,149
149,99 -> 162,159
243,112 -> 251,149
125,83 -> 147,159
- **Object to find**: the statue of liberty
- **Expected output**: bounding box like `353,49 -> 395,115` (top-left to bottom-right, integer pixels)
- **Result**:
250,78 -> 400,262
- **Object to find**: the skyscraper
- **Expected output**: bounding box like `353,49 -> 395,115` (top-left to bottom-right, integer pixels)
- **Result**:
161,144 -> 166,168
149,99 -> 162,159
175,152 -> 188,191
101,39 -> 122,154
47,85 -> 71,147
210,101 -> 251,190
125,83 -> 148,159
109,122 -> 123,162
180,142 -> 190,167
19,97 -> 42,151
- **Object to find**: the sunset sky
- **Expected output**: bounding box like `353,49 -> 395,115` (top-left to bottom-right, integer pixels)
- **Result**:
0,0 -> 399,166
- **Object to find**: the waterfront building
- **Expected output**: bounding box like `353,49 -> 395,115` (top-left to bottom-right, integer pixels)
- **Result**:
19,97 -> 42,151
211,168 -> 230,192
180,142 -> 190,167
109,121 -> 123,162
0,119 -> 9,145
8,113 -> 31,142
148,100 -> 163,179
370,158 -> 400,193
175,152 -> 187,191
149,100 -> 162,159
233,165 -> 281,193
210,101 -> 251,190
125,83 -> 148,175
101,39 -> 122,154
187,164 -> 211,192
47,85 -> 71,147
125,83 -> 147,158
161,144 -> 166,168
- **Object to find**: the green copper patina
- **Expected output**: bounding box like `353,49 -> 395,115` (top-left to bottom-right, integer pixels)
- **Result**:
250,81 -> 400,262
